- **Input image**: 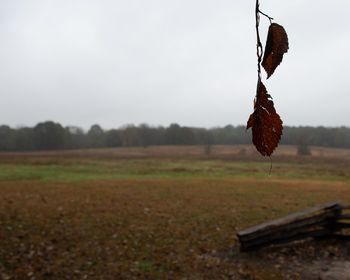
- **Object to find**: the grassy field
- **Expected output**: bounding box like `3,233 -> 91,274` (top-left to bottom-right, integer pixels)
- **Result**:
0,145 -> 349,279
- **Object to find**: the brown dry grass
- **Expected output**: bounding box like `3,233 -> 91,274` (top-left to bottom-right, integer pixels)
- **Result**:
1,178 -> 349,279
2,144 -> 350,160
0,145 -> 349,279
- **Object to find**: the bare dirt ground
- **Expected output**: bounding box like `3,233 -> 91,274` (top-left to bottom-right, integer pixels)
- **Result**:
238,237 -> 350,279
308,261 -> 350,280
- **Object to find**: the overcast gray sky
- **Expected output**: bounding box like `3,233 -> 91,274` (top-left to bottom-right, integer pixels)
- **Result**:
1,0 -> 349,129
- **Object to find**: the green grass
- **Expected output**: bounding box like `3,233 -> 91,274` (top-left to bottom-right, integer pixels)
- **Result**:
0,158 -> 348,182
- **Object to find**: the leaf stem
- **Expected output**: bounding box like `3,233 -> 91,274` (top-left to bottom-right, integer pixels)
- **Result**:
269,156 -> 273,175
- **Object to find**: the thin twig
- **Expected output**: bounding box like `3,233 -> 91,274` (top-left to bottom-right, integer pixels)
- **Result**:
258,10 -> 273,24
255,0 -> 263,86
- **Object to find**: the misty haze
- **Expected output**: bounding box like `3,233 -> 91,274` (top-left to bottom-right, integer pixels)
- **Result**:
1,1 -> 350,279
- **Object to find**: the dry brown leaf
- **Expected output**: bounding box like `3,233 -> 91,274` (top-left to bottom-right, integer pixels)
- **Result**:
262,23 -> 289,78
247,82 -> 283,156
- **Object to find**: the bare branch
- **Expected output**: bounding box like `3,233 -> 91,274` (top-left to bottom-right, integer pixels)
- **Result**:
258,10 -> 273,24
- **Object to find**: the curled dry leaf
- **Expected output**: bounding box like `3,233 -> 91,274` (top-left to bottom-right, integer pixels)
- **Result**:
262,23 -> 289,78
247,82 -> 283,156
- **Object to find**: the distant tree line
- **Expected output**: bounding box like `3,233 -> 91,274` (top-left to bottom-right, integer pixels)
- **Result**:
0,121 -> 349,151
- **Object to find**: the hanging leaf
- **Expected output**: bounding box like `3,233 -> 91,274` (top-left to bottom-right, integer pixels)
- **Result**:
262,23 -> 289,78
247,82 -> 283,156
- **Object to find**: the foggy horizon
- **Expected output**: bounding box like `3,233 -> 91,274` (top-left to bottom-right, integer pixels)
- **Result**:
2,120 -> 349,132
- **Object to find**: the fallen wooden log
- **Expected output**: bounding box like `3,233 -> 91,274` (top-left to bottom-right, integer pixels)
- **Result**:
340,214 -> 350,220
237,201 -> 350,251
238,210 -> 339,242
335,222 -> 350,229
